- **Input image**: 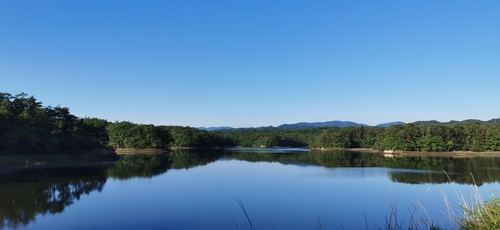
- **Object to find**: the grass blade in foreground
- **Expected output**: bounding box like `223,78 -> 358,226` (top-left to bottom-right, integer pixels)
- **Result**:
234,196 -> 255,230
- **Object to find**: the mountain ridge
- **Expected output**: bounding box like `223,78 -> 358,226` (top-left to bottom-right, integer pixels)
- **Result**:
198,118 -> 500,131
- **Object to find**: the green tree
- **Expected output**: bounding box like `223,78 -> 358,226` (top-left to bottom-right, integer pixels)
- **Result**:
107,122 -> 168,149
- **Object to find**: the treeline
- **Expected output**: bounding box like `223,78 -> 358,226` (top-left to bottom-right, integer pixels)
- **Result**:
105,122 -> 500,152
217,128 -> 324,147
0,92 -> 109,154
2,92 -> 500,155
310,127 -> 384,148
372,122 -> 500,152
220,122 -> 500,152
106,123 -> 234,149
0,92 -> 233,155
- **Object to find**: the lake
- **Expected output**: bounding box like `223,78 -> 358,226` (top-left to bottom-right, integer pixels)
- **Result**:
2,148 -> 500,230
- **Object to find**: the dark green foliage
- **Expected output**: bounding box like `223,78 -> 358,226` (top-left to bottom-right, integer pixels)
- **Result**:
0,93 -> 54,154
310,127 -> 384,149
311,128 -> 352,148
80,117 -> 110,148
373,124 -> 423,151
164,126 -> 234,147
106,122 -> 169,149
218,128 -> 320,147
2,91 -> 500,153
486,125 -> 500,151
0,92 -> 109,155
372,122 -> 500,152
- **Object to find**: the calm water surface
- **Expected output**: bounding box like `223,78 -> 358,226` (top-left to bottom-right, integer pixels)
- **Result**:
2,149 -> 500,230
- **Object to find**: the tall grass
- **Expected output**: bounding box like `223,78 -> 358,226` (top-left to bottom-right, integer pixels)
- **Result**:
380,171 -> 500,230
440,172 -> 500,230
234,196 -> 255,230
376,196 -> 440,230
458,195 -> 500,229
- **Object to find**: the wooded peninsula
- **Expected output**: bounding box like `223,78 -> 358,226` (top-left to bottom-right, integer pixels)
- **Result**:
1,92 -> 500,156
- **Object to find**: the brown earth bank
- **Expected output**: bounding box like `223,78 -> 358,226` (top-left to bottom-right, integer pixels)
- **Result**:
168,146 -> 226,150
115,148 -> 169,154
310,147 -> 379,153
310,148 -> 500,158
379,150 -> 500,158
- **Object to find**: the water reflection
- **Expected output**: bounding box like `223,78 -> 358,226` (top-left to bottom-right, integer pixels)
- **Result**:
222,150 -> 500,184
104,151 -> 226,181
2,149 -> 500,229
223,150 -> 500,185
224,150 -> 317,165
0,167 -> 108,229
169,150 -> 225,169
308,151 -> 500,186
106,154 -> 169,180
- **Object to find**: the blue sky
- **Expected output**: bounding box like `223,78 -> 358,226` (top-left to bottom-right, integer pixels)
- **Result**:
1,1 -> 499,127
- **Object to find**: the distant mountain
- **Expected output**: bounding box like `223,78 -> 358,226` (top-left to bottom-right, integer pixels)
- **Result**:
277,121 -> 368,129
198,126 -> 234,131
200,118 -> 500,131
376,121 -> 405,127
205,121 -> 369,131
485,118 -> 500,124
412,118 -> 500,125
413,120 -> 461,125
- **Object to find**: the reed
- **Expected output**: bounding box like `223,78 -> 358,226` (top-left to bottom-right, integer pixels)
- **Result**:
234,196 -> 255,230
441,172 -> 500,230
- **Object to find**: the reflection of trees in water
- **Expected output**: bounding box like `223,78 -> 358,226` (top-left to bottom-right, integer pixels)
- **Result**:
106,154 -> 169,180
389,157 -> 500,186
159,150 -> 500,185
0,167 -> 108,229
3,150 -> 500,228
311,151 -> 379,167
104,151 -> 226,180
174,149 -> 500,186
309,151 -> 500,185
224,151 -> 317,165
169,150 -> 225,169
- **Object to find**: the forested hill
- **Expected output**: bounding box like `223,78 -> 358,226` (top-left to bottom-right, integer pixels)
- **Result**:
2,91 -> 500,155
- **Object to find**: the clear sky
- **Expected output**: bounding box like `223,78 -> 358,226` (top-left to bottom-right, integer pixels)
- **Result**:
1,1 -> 499,128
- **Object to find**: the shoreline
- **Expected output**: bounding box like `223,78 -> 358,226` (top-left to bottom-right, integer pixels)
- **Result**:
310,148 -> 500,157
3,147 -> 500,174
168,146 -> 226,150
115,148 -> 169,154
310,147 -> 379,152
379,150 -> 500,158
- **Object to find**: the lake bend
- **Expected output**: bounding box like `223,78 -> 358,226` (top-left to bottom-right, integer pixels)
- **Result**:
2,148 -> 500,230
